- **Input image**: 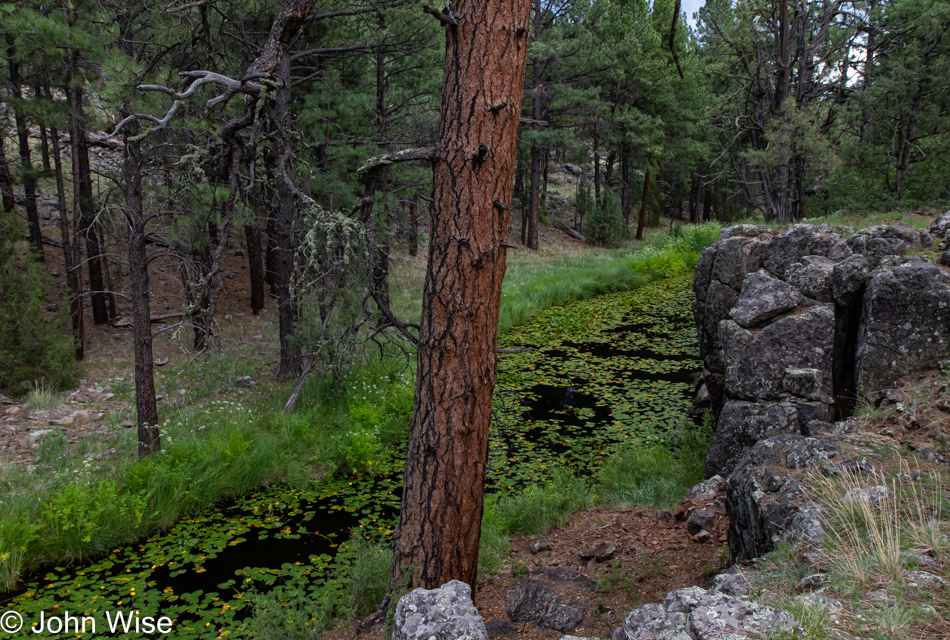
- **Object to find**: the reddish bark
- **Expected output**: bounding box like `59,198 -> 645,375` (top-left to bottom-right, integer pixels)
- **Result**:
389,0 -> 531,590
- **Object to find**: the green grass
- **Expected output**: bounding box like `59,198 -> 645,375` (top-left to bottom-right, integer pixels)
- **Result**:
25,379 -> 62,412
498,222 -> 722,333
0,357 -> 415,592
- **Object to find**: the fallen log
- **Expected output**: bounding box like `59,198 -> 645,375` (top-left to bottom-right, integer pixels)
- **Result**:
552,218 -> 586,242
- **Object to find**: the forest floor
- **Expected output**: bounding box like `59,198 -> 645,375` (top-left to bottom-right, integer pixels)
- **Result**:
326,504 -> 727,640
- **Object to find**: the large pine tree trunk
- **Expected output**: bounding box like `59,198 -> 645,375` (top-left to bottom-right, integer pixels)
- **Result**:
389,0 -> 531,591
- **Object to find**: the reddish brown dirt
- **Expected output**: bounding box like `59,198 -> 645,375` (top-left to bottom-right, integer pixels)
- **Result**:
326,504 -> 728,640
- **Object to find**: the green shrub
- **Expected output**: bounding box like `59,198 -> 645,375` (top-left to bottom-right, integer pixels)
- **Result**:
0,209 -> 77,394
586,189 -> 628,247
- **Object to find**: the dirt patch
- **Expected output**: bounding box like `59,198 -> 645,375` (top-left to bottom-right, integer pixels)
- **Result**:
326,503 -> 727,640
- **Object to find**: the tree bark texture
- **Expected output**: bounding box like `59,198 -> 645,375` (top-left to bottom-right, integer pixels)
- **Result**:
45,78 -> 83,360
389,0 -> 531,590
7,37 -> 44,259
636,170 -> 649,241
245,222 -> 265,314
67,66 -> 108,325
274,55 -> 301,380
124,121 -> 160,458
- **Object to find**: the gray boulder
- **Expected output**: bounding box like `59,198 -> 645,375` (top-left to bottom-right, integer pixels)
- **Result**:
729,269 -> 804,327
611,587 -> 797,640
785,256 -> 835,302
506,579 -> 558,623
929,211 -> 950,239
393,580 -> 488,640
832,254 -> 870,305
712,236 -> 769,290
720,305 -> 834,402
855,261 -> 950,391
540,604 -> 585,633
762,225 -> 840,278
705,400 -> 800,477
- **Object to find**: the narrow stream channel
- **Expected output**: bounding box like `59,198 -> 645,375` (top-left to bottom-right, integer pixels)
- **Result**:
4,276 -> 700,638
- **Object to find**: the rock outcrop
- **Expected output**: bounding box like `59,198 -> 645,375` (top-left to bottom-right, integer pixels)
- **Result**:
694,221 -> 948,479
610,585 -> 798,640
392,580 -> 488,640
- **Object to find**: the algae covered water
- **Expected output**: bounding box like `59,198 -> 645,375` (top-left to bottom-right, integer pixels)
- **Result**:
3,276 -> 700,638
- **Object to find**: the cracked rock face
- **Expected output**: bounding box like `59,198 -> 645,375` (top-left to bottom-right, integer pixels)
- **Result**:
611,586 -> 798,640
855,261 -> 950,391
393,580 -> 488,640
729,269 -> 804,328
725,435 -> 830,562
695,221 -> 950,482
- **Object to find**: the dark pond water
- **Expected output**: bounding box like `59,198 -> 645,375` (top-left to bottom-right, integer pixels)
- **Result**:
3,276 -> 700,638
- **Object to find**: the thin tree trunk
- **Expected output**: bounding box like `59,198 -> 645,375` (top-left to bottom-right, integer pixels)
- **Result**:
274,55 -> 300,380
703,183 -> 712,222
592,118 -> 601,201
67,60 -> 108,324
0,116 -> 14,211
7,36 -> 44,259
408,194 -> 419,257
527,145 -> 541,249
636,169 -> 649,241
389,0 -> 530,591
689,171 -> 699,224
620,144 -> 630,223
45,77 -> 83,360
35,82 -> 51,172
245,222 -> 265,314
265,207 -> 279,296
124,120 -> 160,458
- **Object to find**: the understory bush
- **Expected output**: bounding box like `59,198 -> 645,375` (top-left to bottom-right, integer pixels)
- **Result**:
0,208 -> 77,394
586,188 -> 628,247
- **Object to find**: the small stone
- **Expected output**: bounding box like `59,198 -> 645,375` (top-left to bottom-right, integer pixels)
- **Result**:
50,416 -> 73,426
901,552 -> 936,568
393,580 -> 487,640
155,357 -> 169,367
842,485 -> 892,504
45,303 -> 59,312
579,540 -> 609,559
903,570 -> 948,588
539,603 -> 585,633
867,588 -> 894,603
687,507 -> 720,535
796,573 -> 827,592
654,509 -> 674,522
594,545 -> 616,562
233,249 -> 244,257
690,529 -> 711,543
236,376 -> 256,388
531,537 -> 553,554
940,250 -> 950,267
485,620 -> 516,637
821,457 -> 874,477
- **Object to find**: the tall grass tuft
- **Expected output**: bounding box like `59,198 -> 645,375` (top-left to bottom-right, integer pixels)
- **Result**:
25,379 -> 62,412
